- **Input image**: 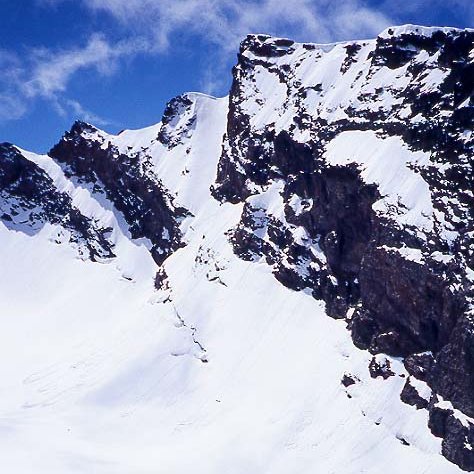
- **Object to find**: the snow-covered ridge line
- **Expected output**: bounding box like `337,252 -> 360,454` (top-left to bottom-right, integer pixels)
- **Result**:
241,32 -> 367,53
242,23 -> 474,57
379,24 -> 474,38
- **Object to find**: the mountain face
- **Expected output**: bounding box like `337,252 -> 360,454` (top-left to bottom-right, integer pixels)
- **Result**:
1,25 -> 473,473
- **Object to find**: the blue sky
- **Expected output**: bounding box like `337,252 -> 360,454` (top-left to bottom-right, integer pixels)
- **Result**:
1,0 -> 473,152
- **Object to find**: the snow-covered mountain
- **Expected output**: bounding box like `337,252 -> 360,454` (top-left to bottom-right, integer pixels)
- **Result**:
1,25 -> 473,473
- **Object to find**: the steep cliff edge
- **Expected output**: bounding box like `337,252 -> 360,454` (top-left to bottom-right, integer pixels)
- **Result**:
213,25 -> 474,469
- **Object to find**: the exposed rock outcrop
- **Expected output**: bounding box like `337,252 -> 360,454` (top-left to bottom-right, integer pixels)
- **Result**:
213,26 -> 474,470
49,121 -> 187,264
0,143 -> 114,260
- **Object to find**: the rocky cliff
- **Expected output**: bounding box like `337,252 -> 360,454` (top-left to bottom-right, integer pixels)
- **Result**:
1,24 -> 473,472
212,25 -> 474,469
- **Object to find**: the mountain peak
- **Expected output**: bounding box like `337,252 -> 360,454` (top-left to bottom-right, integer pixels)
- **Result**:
379,23 -> 474,39
69,119 -> 99,136
2,25 -> 474,473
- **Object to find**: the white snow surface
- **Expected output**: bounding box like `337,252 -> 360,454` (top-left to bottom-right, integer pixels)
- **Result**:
325,130 -> 434,232
0,59 -> 465,474
378,24 -> 474,39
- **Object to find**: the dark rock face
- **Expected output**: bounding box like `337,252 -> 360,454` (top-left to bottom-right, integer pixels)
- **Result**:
429,398 -> 474,470
341,373 -> 358,387
157,94 -> 197,149
404,352 -> 435,381
0,143 -> 114,260
212,28 -> 474,470
49,121 -> 187,264
368,356 -> 395,380
400,378 -> 429,409
430,317 -> 474,418
153,266 -> 168,289
356,247 -> 465,357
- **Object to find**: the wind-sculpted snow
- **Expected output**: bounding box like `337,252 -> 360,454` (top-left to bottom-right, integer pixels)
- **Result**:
0,25 -> 473,473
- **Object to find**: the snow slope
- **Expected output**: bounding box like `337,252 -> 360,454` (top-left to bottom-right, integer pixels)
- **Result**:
0,175 -> 460,474
1,25 -> 473,473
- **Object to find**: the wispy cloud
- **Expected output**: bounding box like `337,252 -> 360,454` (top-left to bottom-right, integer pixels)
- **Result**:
80,0 -> 392,48
378,0 -> 474,25
0,33 -> 147,125
23,35 -> 120,99
54,99 -> 113,127
2,0 -> 394,125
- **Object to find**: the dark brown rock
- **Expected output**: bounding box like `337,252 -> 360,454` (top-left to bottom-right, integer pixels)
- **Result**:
369,357 -> 395,380
49,121 -> 187,264
400,378 -> 429,410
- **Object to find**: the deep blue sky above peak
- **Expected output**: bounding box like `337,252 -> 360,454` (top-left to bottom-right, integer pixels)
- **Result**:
1,0 -> 473,152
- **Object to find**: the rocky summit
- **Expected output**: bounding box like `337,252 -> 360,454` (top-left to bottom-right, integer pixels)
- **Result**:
1,25 -> 473,473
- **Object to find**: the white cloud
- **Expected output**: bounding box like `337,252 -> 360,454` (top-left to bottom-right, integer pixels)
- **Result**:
1,0 -> 394,125
63,99 -> 115,126
0,34 -> 145,124
378,0 -> 474,26
22,34 -> 146,99
81,0 -> 392,48
0,93 -> 27,122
